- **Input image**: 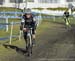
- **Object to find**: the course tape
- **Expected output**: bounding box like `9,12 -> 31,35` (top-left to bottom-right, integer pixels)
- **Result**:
0,16 -> 22,19
0,22 -> 20,25
0,35 -> 19,41
0,12 -> 38,15
0,12 -> 23,14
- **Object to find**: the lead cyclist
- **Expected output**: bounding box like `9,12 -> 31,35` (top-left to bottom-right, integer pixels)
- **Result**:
20,8 -> 37,51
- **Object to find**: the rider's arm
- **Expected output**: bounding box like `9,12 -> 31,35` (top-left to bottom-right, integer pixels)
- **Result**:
63,12 -> 66,19
68,12 -> 70,17
33,17 -> 37,29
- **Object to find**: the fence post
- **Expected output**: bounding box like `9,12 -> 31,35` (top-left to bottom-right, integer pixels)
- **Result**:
39,13 -> 42,24
9,22 -> 13,44
53,16 -> 56,21
19,30 -> 22,41
6,18 -> 8,32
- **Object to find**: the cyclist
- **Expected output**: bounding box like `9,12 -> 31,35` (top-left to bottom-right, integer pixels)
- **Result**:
20,8 -> 37,50
63,10 -> 70,26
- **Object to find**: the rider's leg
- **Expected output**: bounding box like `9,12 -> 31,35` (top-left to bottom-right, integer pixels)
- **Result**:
68,17 -> 70,24
64,18 -> 66,26
32,29 -> 36,45
67,17 -> 71,27
23,32 -> 27,44
23,31 -> 28,50
66,18 -> 69,26
32,34 -> 36,41
64,18 -> 66,23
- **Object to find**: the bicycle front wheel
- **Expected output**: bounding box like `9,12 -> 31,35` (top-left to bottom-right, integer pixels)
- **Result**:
27,35 -> 32,56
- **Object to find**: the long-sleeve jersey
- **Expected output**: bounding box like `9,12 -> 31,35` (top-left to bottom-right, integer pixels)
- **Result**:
20,14 -> 37,29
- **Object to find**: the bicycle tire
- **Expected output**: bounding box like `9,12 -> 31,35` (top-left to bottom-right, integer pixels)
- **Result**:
27,35 -> 32,56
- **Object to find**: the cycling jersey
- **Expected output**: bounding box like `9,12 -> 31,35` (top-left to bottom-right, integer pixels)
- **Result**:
21,14 -> 36,28
64,12 -> 69,18
20,14 -> 36,34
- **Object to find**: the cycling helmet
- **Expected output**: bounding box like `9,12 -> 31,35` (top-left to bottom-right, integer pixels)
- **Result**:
25,8 -> 32,14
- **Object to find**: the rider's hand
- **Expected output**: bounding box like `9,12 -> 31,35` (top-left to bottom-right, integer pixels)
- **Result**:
23,28 -> 27,31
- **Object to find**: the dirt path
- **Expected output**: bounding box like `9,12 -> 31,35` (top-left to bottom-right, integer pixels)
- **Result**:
1,21 -> 75,61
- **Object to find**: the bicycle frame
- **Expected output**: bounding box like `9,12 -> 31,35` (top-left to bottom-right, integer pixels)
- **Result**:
26,27 -> 33,56
27,28 -> 32,46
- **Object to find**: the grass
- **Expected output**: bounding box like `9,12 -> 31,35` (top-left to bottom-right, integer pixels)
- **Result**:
32,7 -> 75,12
42,15 -> 75,25
0,7 -> 22,17
0,7 -> 22,12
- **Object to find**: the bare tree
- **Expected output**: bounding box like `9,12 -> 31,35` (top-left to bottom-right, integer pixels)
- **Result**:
15,0 -> 23,9
0,0 -> 4,7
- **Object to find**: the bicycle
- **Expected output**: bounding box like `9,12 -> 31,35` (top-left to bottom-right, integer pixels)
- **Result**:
25,27 -> 33,56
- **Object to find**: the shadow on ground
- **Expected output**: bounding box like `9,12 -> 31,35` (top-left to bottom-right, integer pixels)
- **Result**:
3,44 -> 27,56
